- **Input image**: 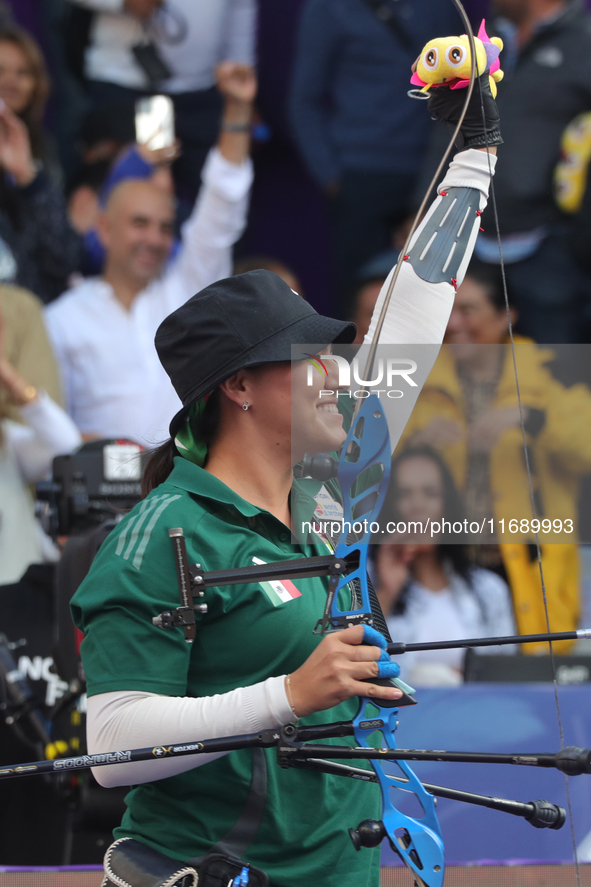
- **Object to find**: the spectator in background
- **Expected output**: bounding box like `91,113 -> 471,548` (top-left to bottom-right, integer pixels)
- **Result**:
68,141 -> 179,276
0,26 -> 83,302
471,0 -> 591,343
554,112 -> 591,312
0,26 -> 55,173
289,0 -> 461,317
69,0 -> 256,213
348,249 -> 397,343
0,301 -> 81,586
374,447 -> 516,686
45,62 -> 255,448
398,259 -> 591,652
0,283 -> 63,423
233,254 -> 302,293
65,159 -> 111,275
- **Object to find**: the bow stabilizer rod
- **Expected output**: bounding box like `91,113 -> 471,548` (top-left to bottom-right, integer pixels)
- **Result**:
2,728 -> 590,780
276,740 -> 591,776
284,756 -> 565,829
0,729 -> 283,781
387,629 -> 591,655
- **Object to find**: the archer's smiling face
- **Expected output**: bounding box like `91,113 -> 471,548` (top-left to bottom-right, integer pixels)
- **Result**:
221,355 -> 346,468
290,352 -> 347,464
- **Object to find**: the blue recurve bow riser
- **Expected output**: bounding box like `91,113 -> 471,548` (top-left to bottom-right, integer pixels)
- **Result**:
325,392 -> 446,885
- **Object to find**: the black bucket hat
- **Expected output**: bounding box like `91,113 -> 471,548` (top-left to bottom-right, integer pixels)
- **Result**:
155,270 -> 356,437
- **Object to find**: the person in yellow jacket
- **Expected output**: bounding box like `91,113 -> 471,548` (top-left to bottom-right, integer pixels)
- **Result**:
399,259 -> 591,653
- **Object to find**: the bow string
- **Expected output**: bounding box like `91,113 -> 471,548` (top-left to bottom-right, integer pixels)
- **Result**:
323,1 -> 583,881
311,3 -> 479,881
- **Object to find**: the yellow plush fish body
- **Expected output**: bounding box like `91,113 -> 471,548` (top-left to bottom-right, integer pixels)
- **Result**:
410,21 -> 504,98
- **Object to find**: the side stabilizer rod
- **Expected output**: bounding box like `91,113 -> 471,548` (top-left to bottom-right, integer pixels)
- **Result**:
276,741 -> 591,776
387,629 -> 591,655
285,757 -> 565,829
1,728 -> 590,781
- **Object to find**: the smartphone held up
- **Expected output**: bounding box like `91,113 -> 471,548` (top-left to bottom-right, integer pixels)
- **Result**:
135,95 -> 175,151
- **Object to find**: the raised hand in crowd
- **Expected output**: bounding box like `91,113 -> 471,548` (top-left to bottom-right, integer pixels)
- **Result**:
0,99 -> 36,186
408,417 -> 462,450
136,140 -> 181,194
136,140 -> 181,168
0,303 -> 38,408
216,61 -> 257,106
216,62 -> 257,165
468,405 -> 526,453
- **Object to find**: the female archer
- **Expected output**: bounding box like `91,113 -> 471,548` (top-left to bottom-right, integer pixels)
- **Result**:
71,71 -> 501,887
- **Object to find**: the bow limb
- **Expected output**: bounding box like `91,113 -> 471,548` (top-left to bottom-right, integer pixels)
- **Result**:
352,705 -> 444,887
317,2 -> 482,880
316,395 -> 445,885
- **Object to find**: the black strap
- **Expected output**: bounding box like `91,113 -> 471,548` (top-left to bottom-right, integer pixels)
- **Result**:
188,747 -> 268,865
361,0 -> 419,56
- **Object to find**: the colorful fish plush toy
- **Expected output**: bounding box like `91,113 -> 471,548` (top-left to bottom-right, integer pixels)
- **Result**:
410,20 -> 504,98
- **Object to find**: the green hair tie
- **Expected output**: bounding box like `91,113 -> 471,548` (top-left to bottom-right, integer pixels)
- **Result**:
175,398 -> 209,467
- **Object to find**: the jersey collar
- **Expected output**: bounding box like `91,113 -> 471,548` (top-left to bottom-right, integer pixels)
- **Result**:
166,456 -> 319,533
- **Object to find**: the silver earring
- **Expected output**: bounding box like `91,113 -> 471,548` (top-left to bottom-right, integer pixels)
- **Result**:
242,401 -> 249,411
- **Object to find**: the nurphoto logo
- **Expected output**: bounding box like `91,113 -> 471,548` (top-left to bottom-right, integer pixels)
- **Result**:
305,353 -> 419,399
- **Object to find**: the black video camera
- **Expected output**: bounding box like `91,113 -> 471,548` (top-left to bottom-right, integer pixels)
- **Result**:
36,439 -> 146,537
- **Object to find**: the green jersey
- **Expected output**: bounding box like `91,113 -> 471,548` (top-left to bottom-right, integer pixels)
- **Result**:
71,457 -> 381,887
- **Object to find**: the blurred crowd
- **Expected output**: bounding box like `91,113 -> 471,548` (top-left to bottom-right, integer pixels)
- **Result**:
3,0 -> 591,692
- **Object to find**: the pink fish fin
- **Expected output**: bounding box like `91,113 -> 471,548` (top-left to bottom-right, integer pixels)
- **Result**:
477,20 -> 501,74
450,78 -> 470,90
478,19 -> 490,43
410,71 -> 427,86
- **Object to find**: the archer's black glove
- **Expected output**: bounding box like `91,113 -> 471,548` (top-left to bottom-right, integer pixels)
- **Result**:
426,72 -> 503,150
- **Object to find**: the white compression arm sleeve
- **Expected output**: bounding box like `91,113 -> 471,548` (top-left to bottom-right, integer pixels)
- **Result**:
87,677 -> 293,787
364,148 -> 497,347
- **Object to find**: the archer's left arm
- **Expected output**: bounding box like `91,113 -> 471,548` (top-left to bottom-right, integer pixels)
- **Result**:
365,73 -> 502,348
364,147 -> 496,346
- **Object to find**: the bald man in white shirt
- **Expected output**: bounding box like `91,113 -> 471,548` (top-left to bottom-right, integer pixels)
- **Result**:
45,63 -> 255,447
